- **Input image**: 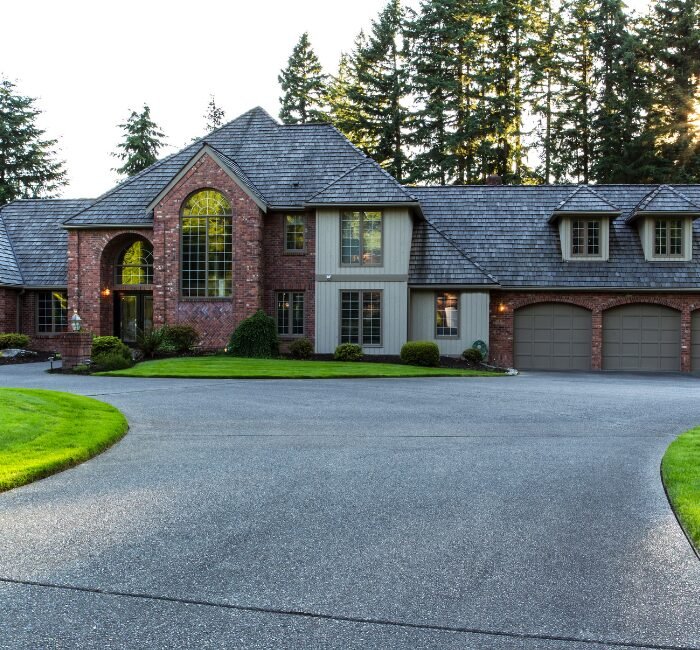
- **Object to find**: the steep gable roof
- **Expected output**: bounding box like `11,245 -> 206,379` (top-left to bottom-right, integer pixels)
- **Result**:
549,185 -> 620,222
627,184 -> 700,223
1,199 -> 92,286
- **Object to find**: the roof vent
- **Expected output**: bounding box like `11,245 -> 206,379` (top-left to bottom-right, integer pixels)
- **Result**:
486,175 -> 502,186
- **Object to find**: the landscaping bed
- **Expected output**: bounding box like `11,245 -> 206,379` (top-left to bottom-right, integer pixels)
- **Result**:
0,388 -> 128,492
0,350 -> 56,366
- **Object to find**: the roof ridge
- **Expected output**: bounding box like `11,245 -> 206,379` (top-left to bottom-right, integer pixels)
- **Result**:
362,157 -> 417,201
306,160 -> 367,201
634,184 -> 663,212
0,208 -> 24,284
206,144 -> 269,205
660,184 -> 700,210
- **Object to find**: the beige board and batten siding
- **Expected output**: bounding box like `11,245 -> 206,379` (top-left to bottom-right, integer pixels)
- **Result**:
409,290 -> 490,356
314,207 -> 413,355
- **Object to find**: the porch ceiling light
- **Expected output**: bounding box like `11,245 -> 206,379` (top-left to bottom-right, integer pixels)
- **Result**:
70,310 -> 82,332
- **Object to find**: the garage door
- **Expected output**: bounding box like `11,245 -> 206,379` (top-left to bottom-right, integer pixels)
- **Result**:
603,305 -> 680,371
514,303 -> 592,370
692,311 -> 700,372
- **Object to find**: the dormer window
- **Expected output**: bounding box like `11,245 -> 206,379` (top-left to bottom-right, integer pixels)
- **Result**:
571,219 -> 601,257
654,219 -> 683,257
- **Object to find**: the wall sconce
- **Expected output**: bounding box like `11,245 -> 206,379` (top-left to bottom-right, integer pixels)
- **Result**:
498,303 -> 507,313
101,288 -> 111,298
70,310 -> 82,332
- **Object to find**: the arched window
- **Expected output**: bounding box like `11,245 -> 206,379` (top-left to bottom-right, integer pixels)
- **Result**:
181,189 -> 233,298
115,240 -> 153,285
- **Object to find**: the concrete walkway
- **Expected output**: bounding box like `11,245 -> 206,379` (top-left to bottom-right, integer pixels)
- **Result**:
0,363 -> 699,649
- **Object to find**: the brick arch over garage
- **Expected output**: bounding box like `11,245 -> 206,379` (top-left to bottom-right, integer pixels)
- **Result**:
67,228 -> 154,336
489,291 -> 700,372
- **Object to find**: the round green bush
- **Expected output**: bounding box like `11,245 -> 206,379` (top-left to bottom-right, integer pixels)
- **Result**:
334,343 -> 363,361
0,333 -> 30,350
92,351 -> 134,371
228,310 -> 279,358
289,337 -> 314,360
162,325 -> 199,353
91,336 -> 131,361
463,347 -> 484,364
400,341 -> 440,367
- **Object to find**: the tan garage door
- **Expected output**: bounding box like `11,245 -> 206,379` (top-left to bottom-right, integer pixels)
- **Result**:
692,311 -> 700,372
603,304 -> 680,371
514,303 -> 592,370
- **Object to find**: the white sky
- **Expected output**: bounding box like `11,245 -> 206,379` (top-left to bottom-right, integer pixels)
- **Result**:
1,0 -> 649,199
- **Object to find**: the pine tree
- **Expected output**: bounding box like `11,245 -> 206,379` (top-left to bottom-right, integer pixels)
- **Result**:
278,33 -> 329,124
204,95 -> 225,132
641,0 -> 700,181
0,79 -> 66,206
113,105 -> 165,178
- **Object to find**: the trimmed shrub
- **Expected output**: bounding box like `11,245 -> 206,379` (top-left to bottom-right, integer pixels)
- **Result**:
90,336 -> 132,362
162,325 -> 199,353
334,343 -> 363,362
136,327 -> 166,359
91,351 -> 134,371
0,333 -> 30,350
400,341 -> 440,367
463,347 -> 484,364
228,310 -> 279,358
289,337 -> 314,360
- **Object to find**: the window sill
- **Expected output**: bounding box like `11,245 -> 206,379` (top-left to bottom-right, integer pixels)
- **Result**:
283,250 -> 307,256
179,297 -> 233,302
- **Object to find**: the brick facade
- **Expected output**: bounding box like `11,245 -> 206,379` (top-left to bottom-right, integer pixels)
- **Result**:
489,291 -> 700,372
262,212 -> 316,347
0,287 -> 17,334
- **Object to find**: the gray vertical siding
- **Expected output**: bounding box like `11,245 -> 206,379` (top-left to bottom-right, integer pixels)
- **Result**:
409,290 -> 490,356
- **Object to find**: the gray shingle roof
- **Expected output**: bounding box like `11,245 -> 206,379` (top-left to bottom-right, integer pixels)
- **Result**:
0,213 -> 22,286
64,107 -> 412,226
628,184 -> 700,223
552,185 -> 620,217
0,199 -> 92,286
410,184 -> 700,289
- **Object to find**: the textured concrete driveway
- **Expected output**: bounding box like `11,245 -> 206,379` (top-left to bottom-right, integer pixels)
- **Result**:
0,364 -> 699,649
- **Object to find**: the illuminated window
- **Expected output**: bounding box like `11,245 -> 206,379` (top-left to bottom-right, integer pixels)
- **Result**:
181,190 -> 233,297
37,291 -> 67,333
284,215 -> 305,252
115,240 -> 153,285
436,292 -> 459,337
340,290 -> 381,345
654,219 -> 683,257
571,220 -> 601,257
341,211 -> 382,266
277,291 -> 304,336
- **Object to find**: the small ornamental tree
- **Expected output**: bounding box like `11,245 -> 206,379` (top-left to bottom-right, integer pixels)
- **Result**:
112,104 -> 165,178
228,310 -> 279,358
0,78 -> 67,206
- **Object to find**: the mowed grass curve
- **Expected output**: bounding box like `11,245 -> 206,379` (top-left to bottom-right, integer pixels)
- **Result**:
100,356 -> 501,379
662,425 -> 700,553
0,388 -> 128,492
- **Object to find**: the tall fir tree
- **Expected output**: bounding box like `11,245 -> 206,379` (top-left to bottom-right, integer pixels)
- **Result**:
113,105 -> 165,178
204,95 -> 225,132
278,33 -> 329,124
641,0 -> 700,181
0,79 -> 66,206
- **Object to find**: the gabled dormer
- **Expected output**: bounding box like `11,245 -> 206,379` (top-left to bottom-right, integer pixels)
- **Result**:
549,186 -> 621,261
627,185 -> 700,262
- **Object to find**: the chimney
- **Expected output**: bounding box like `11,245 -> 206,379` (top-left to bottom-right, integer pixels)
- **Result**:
486,174 -> 503,186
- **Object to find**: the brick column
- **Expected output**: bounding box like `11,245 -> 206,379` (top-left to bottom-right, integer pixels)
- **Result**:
591,309 -> 603,370
57,332 -> 92,370
680,306 -> 692,372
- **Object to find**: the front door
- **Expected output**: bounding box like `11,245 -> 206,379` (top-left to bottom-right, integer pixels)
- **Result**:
115,292 -> 153,343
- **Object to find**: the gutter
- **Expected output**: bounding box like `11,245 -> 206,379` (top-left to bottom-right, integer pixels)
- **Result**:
63,223 -> 153,230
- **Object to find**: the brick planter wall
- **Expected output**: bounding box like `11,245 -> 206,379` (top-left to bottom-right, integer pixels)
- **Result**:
57,331 -> 92,370
489,290 -> 700,372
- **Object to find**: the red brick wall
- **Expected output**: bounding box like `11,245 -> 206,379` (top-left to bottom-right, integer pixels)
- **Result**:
489,291 -> 700,372
262,212 -> 316,345
152,153 -> 264,349
0,287 -> 17,334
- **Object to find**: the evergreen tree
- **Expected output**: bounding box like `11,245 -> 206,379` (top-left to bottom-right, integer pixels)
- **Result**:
0,79 -> 66,206
204,95 -> 225,132
641,0 -> 700,181
278,33 -> 329,124
113,105 -> 165,178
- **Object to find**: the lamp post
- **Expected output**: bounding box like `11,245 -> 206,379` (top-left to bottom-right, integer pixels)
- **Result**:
70,309 -> 82,332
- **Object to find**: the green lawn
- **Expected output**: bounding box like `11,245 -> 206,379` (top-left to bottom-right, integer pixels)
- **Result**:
0,388 -> 128,492
100,356 -> 502,379
662,425 -> 700,553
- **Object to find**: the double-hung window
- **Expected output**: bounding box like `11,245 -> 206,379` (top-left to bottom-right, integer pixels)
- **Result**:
340,290 -> 382,346
37,291 -> 67,333
341,211 -> 382,266
435,292 -> 459,337
654,219 -> 683,257
284,215 -> 305,252
571,219 -> 601,257
277,291 -> 304,336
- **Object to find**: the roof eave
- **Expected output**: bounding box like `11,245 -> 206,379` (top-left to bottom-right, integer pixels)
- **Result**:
63,222 -> 154,230
627,210 -> 700,224
549,210 -> 622,224
304,201 -> 425,219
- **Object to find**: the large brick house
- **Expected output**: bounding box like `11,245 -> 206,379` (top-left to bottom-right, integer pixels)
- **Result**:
2,107 -> 700,372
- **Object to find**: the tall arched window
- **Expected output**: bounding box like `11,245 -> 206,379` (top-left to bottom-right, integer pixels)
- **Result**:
115,240 -> 153,285
181,189 -> 233,298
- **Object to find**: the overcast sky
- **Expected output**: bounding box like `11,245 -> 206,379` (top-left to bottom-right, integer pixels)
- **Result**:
1,0 -> 649,199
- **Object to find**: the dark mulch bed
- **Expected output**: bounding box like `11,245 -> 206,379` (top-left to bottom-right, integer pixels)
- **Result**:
301,353 -> 486,371
0,350 -> 56,366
